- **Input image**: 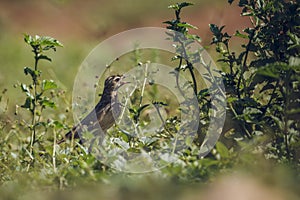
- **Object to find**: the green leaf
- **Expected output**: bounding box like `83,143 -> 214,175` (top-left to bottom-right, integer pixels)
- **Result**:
238,0 -> 248,7
137,104 -> 150,113
168,2 -> 193,10
21,83 -> 29,92
289,56 -> 300,67
178,2 -> 193,8
52,120 -> 65,129
234,30 -> 249,39
227,96 -> 238,103
135,104 -> 150,121
198,88 -> 210,97
21,97 -> 32,109
42,80 -> 57,91
287,108 -> 300,115
287,31 -> 300,45
177,22 -> 198,29
256,66 -> 280,79
260,83 -> 275,92
40,36 -> 63,47
41,99 -> 56,108
23,34 -> 63,52
199,158 -> 219,167
163,20 -> 176,26
216,142 -> 229,158
38,55 -> 52,62
24,67 -> 40,78
209,24 -> 220,35
168,4 -> 179,10
187,34 -> 201,42
34,122 -> 47,128
128,108 -> 136,114
20,83 -> 34,99
24,34 -> 32,44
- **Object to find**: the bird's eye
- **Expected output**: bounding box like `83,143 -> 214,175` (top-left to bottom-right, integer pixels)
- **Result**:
115,77 -> 121,82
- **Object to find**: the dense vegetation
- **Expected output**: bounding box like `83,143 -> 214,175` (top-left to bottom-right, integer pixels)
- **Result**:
0,0 -> 299,199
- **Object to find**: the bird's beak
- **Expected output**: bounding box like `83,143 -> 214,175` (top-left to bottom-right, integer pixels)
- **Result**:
116,75 -> 130,89
118,81 -> 130,88
121,75 -> 131,85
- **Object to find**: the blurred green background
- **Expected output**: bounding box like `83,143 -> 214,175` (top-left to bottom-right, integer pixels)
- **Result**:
0,0 -> 249,110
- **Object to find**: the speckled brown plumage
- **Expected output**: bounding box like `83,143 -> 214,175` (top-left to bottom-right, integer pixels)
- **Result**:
57,75 -> 123,144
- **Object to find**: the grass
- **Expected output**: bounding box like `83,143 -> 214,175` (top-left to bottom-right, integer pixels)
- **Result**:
0,35 -> 298,199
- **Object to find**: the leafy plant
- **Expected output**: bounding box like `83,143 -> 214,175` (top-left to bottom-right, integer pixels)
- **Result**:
210,0 -> 300,163
17,34 -> 63,169
164,2 -> 201,95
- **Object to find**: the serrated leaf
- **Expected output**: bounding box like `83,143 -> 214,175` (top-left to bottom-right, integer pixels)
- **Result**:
42,99 -> 56,108
23,34 -> 63,52
42,80 -> 57,91
177,22 -> 198,29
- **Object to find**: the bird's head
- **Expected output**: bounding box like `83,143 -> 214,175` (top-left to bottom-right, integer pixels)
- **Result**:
104,75 -> 123,90
102,74 -> 129,96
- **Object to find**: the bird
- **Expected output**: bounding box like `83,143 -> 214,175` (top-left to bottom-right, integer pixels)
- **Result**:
57,75 -> 125,145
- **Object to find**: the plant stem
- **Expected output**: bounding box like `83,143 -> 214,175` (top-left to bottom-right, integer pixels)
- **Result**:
283,114 -> 290,160
28,48 -> 39,170
153,103 -> 166,131
178,39 -> 198,95
53,128 -> 57,173
188,62 -> 197,95
237,34 -> 253,99
262,80 -> 280,116
283,70 -> 292,161
175,58 -> 186,98
139,63 -> 148,107
229,102 -> 252,139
